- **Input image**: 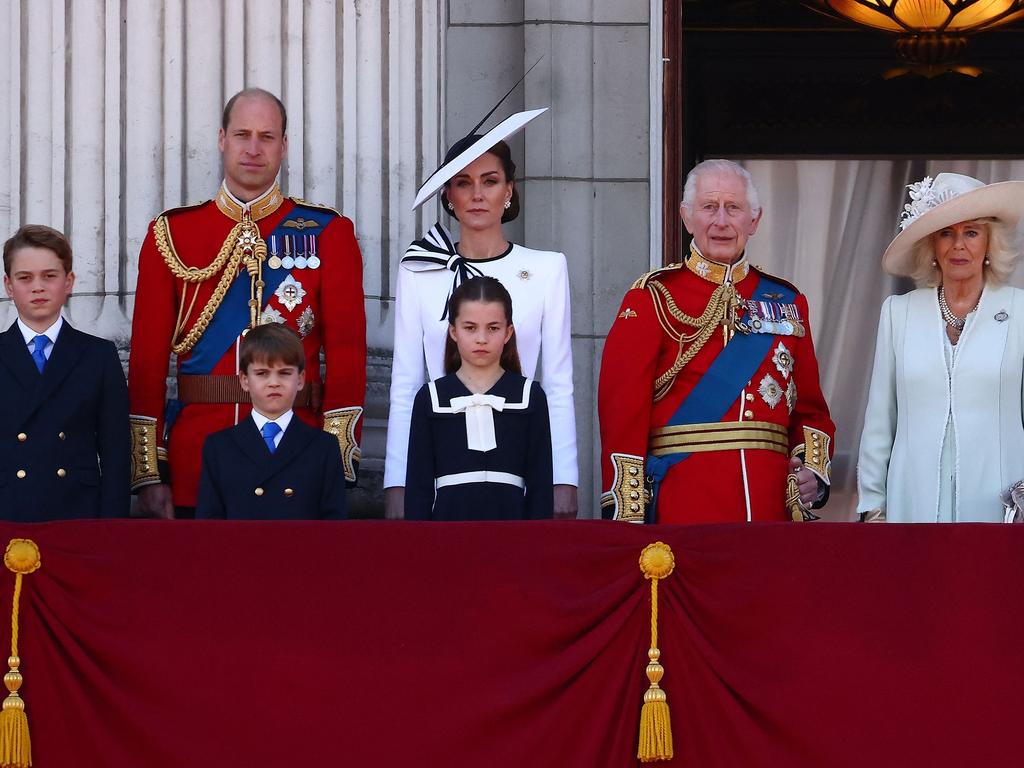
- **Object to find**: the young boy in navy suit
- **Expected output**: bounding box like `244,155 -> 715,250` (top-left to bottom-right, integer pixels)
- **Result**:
196,324 -> 346,519
1,225 -> 130,520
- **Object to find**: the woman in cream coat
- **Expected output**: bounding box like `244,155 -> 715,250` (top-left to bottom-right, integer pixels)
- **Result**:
858,173 -> 1024,523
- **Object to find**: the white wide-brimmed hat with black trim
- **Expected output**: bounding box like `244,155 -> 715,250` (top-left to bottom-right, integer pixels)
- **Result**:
882,172 -> 1024,276
412,59 -> 548,210
411,107 -> 548,210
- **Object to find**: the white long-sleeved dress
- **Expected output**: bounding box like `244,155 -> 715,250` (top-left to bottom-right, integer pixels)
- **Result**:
857,284 -> 1024,522
385,242 -> 578,488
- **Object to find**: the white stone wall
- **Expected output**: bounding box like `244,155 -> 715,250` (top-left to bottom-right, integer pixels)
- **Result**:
1,0 -> 442,336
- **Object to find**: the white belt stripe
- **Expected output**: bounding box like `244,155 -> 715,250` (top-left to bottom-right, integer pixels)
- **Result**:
435,471 -> 526,490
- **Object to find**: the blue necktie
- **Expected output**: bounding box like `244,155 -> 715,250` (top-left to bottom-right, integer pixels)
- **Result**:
31,335 -> 48,374
261,421 -> 282,454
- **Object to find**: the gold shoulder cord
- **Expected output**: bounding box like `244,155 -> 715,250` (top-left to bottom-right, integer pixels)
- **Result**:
153,214 -> 267,355
648,279 -> 741,401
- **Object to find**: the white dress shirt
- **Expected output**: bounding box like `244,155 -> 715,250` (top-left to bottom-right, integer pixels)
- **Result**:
17,315 -> 63,360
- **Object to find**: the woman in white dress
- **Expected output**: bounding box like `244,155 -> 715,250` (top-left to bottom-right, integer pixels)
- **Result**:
384,108 -> 578,519
857,173 -> 1024,522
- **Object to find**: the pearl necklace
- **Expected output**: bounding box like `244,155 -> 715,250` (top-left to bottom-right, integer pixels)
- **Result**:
937,285 -> 979,331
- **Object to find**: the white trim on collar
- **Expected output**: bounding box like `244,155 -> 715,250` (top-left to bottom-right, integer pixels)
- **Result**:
428,378 -> 533,414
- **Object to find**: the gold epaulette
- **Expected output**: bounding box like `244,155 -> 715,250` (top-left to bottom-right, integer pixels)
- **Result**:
630,261 -> 684,290
290,197 -> 342,217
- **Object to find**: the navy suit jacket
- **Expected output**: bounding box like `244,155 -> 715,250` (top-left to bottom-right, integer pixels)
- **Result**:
196,416 -> 346,520
0,320 -> 130,521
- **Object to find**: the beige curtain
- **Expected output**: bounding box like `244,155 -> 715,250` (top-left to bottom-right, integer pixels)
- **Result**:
738,159 -> 1024,520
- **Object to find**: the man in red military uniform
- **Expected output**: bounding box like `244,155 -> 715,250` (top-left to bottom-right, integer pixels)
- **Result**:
129,88 -> 366,518
599,159 -> 834,524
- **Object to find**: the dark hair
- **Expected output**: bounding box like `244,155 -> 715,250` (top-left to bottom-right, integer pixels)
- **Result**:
3,224 -> 73,276
240,323 -> 305,373
222,88 -> 288,135
439,139 -> 520,224
443,276 -> 522,375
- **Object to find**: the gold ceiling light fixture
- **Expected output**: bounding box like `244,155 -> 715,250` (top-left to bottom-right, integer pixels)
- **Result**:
805,1 -> 1024,65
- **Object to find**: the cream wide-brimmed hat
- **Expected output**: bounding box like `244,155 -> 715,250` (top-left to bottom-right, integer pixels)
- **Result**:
882,172 -> 1024,276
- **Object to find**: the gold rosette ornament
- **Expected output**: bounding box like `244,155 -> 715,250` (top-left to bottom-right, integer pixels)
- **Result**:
637,541 -> 675,763
0,539 -> 40,768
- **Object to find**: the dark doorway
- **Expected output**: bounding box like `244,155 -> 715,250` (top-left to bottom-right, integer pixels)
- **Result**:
664,0 -> 1024,264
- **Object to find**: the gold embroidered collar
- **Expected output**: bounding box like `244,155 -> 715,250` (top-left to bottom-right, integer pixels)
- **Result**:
216,182 -> 284,222
684,242 -> 749,285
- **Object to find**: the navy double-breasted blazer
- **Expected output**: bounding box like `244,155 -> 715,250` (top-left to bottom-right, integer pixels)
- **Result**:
0,320 -> 130,520
196,416 -> 346,520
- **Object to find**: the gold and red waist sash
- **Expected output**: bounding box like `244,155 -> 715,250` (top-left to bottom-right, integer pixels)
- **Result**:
648,420 -> 788,457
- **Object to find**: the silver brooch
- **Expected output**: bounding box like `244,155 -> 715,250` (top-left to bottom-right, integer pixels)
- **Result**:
297,306 -> 315,338
517,270 -> 531,280
995,310 -> 1009,322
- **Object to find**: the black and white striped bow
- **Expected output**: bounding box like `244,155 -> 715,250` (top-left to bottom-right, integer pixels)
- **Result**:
401,222 -> 485,320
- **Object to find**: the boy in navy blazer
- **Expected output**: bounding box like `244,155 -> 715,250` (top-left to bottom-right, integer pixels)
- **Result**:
1,225 -> 130,521
196,324 -> 346,519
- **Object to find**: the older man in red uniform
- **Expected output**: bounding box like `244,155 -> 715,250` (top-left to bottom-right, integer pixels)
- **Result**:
599,159 -> 834,524
129,88 -> 366,518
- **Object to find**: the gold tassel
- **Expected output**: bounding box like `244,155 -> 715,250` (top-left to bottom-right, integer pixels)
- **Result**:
637,541 -> 675,763
0,540 -> 41,768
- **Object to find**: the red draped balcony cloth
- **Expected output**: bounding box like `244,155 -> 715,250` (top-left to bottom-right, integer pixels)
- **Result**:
0,520 -> 1019,767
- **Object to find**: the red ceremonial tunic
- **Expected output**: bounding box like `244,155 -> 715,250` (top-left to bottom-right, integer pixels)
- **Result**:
128,184 -> 366,507
598,250 -> 834,524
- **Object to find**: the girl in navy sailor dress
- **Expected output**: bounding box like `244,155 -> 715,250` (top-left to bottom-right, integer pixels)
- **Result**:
404,277 -> 554,520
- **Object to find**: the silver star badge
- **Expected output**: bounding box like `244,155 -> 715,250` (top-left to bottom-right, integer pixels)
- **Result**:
758,374 -> 783,409
772,342 -> 794,380
260,306 -> 285,325
274,275 -> 306,312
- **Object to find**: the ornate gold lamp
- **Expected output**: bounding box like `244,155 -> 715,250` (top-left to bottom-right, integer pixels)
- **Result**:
805,1 -> 1024,64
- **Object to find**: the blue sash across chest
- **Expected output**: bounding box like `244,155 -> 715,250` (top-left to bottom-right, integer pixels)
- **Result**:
181,204 -> 335,374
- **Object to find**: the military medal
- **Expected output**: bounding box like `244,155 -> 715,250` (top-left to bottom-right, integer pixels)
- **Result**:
307,235 -> 320,269
267,235 -> 282,270
281,235 -> 295,270
294,234 -> 307,269
742,300 -> 805,337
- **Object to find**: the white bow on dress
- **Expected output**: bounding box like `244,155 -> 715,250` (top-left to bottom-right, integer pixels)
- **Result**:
448,393 -> 506,452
